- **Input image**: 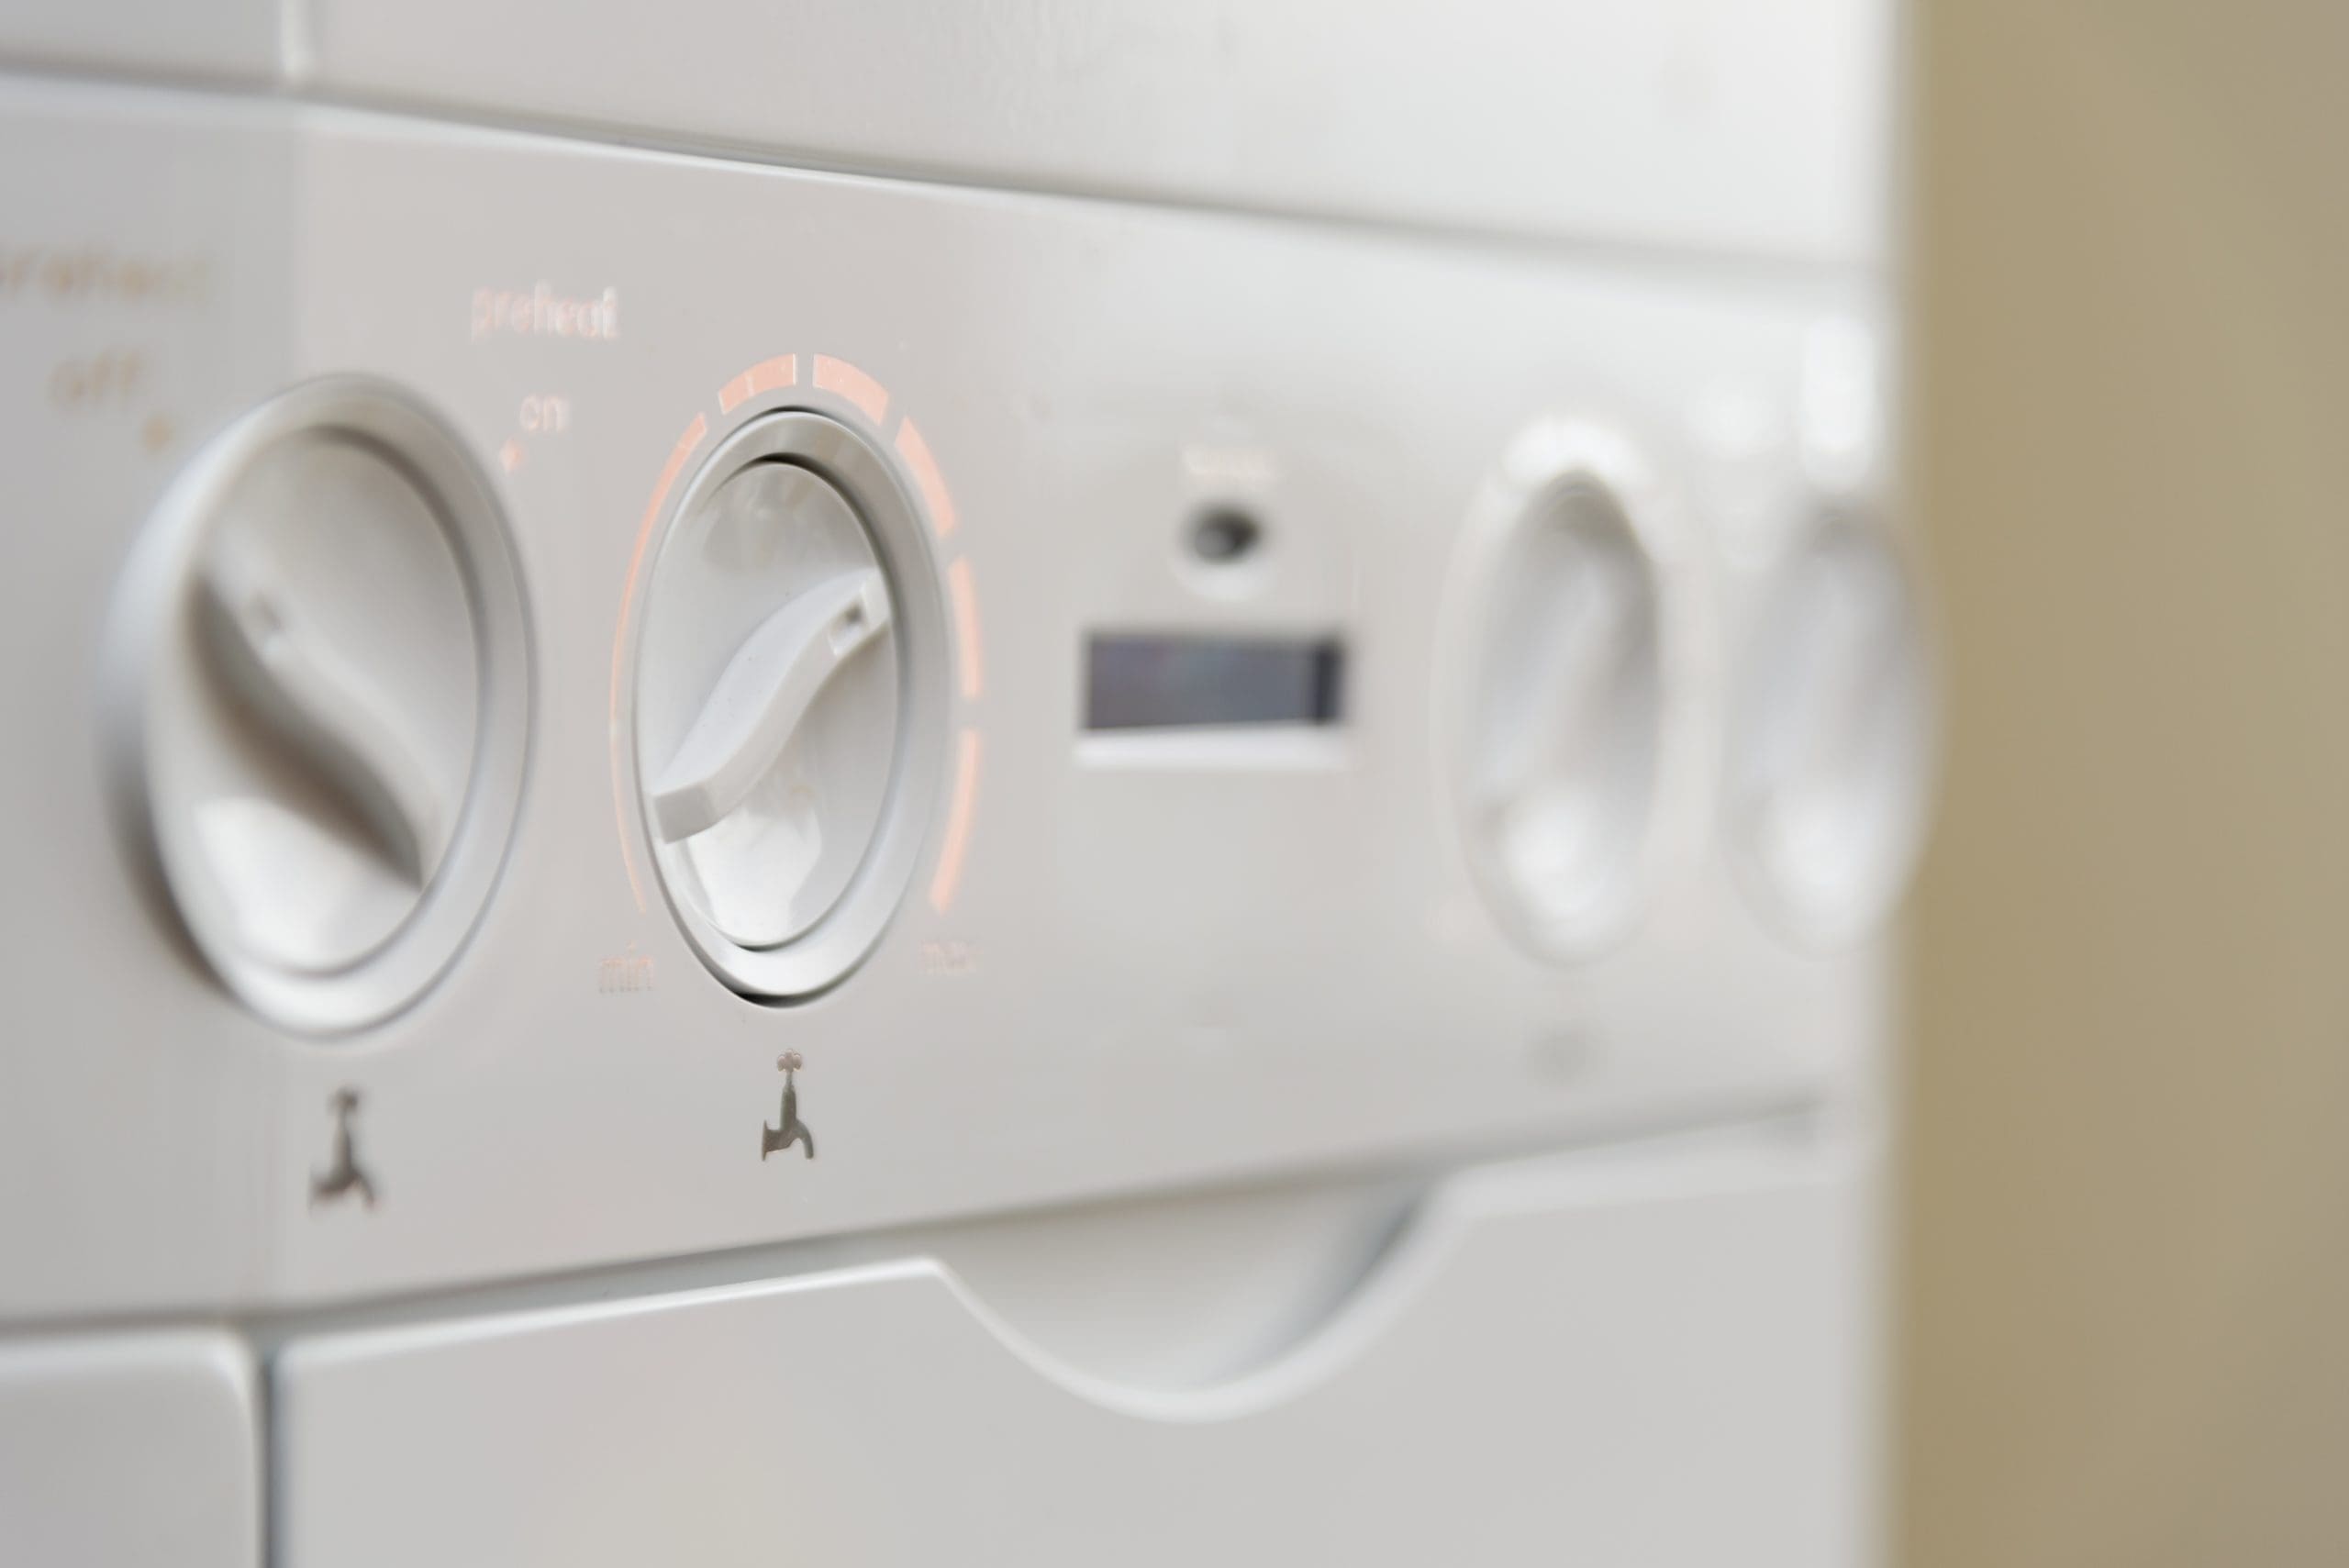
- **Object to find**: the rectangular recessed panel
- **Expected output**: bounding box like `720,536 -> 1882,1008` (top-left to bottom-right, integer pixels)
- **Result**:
1085,635 -> 1343,731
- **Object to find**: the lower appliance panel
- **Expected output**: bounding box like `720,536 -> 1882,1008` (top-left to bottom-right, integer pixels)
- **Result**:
274,1128 -> 1874,1567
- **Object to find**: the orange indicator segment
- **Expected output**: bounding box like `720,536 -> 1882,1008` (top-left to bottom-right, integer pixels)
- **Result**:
718,355 -> 797,414
930,727 -> 982,914
813,355 -> 889,425
893,415 -> 958,538
946,557 -> 983,702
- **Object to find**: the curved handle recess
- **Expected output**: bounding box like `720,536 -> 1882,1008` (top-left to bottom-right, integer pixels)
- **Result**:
196,557 -> 447,886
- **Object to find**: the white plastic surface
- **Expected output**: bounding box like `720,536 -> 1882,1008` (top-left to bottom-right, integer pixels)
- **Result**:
0,93 -> 292,1312
300,0 -> 1892,265
0,1332 -> 259,1568
2,1 -> 1891,265
0,0 -> 280,83
276,1133 -> 1875,1567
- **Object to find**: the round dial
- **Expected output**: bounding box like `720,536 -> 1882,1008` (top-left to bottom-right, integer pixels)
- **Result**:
1449,424 -> 1667,962
108,380 -> 530,1033
637,462 -> 897,949
632,411 -> 946,999
1729,515 -> 1933,944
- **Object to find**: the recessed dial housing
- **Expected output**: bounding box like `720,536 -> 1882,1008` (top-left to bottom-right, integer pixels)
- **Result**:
633,411 -> 947,1000
108,379 -> 531,1033
1448,423 -> 1670,962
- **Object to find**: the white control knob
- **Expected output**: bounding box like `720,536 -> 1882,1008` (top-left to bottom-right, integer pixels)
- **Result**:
632,412 -> 947,999
108,381 -> 530,1032
1449,425 -> 1666,962
1729,516 -> 1933,944
637,462 -> 898,950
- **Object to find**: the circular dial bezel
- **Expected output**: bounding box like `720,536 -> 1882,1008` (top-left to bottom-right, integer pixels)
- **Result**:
630,409 -> 949,1001
105,377 -> 533,1035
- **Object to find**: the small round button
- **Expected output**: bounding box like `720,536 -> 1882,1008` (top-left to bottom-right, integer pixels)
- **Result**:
1445,422 -> 1668,962
108,379 -> 530,1033
1728,514 -> 1933,945
632,411 -> 947,1000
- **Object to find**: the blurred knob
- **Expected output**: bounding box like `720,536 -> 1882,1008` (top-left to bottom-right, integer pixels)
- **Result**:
1729,514 -> 1933,944
1453,425 -> 1666,962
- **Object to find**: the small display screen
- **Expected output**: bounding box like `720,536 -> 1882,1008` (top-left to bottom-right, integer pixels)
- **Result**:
1085,635 -> 1345,731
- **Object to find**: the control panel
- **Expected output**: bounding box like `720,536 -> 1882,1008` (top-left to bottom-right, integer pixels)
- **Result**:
0,83 -> 1924,1320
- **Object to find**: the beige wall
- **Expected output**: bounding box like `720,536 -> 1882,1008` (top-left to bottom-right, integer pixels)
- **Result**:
1900,2 -> 2349,1562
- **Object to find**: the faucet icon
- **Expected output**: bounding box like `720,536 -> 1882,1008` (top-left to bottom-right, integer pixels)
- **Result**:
762,1051 -> 817,1162
311,1088 -> 378,1208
